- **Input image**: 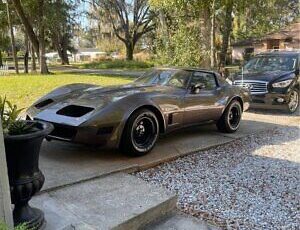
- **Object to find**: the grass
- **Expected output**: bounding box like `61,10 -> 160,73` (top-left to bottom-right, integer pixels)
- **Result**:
76,59 -> 154,70
0,72 -> 133,109
0,222 -> 27,230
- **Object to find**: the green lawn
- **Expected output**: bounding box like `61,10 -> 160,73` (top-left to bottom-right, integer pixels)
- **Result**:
0,73 -> 132,109
75,59 -> 154,70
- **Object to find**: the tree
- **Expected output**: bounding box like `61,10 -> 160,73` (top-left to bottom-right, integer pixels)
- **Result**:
47,0 -> 77,65
233,0 -> 300,41
0,1 -> 10,67
150,0 -> 215,67
93,0 -> 156,60
5,0 -> 19,73
219,0 -> 233,66
10,0 -> 49,74
210,0 -> 216,68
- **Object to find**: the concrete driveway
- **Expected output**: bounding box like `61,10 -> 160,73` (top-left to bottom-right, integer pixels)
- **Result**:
39,111 -> 299,192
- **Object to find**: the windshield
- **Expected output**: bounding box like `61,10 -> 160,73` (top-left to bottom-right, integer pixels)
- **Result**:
134,69 -> 190,88
244,55 -> 298,73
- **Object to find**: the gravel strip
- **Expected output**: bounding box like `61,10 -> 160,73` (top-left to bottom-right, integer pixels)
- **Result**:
135,126 -> 300,229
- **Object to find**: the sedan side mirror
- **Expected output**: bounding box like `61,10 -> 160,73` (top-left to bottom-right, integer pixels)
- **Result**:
191,83 -> 206,94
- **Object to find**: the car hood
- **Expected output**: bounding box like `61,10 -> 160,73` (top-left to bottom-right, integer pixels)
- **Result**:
49,84 -> 170,109
233,70 -> 294,82
32,84 -> 171,126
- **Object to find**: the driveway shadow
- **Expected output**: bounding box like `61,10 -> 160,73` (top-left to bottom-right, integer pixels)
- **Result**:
39,117 -> 299,192
247,108 -> 299,117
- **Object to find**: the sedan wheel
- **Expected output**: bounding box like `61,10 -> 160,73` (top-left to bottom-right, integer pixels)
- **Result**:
121,109 -> 159,156
287,89 -> 299,114
217,100 -> 242,133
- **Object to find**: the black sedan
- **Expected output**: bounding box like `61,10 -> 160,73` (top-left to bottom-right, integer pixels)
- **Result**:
233,51 -> 299,113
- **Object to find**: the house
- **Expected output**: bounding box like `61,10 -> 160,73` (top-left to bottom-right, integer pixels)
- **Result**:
73,48 -> 108,62
232,21 -> 300,62
45,48 -> 108,63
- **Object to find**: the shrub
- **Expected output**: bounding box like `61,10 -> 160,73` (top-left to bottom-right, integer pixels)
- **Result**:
79,60 -> 154,70
0,96 -> 35,136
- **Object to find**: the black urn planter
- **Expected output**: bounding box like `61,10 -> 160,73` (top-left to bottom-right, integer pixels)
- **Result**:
4,121 -> 53,229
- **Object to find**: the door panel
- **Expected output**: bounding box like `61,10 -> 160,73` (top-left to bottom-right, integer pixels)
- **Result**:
184,72 -> 224,125
154,88 -> 186,132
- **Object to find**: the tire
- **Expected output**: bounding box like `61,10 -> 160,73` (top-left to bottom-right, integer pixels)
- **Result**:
217,100 -> 242,133
286,88 -> 299,114
120,109 -> 159,157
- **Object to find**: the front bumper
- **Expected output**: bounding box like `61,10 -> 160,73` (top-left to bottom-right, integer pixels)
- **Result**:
27,115 -> 120,148
26,106 -> 122,148
249,92 -> 290,110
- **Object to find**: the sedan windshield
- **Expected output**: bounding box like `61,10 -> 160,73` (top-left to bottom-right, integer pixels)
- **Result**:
134,69 -> 190,88
244,55 -> 298,73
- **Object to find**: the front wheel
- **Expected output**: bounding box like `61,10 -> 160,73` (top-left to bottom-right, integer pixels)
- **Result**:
120,109 -> 159,157
286,89 -> 299,114
217,100 -> 242,133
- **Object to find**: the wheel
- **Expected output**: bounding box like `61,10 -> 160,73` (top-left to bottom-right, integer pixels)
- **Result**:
286,88 -> 299,114
120,109 -> 159,157
217,100 -> 242,133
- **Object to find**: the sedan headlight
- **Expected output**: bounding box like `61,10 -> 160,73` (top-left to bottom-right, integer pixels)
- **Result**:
272,79 -> 293,88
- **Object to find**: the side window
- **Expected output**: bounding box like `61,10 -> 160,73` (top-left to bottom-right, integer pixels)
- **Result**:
190,72 -> 217,90
167,70 -> 190,89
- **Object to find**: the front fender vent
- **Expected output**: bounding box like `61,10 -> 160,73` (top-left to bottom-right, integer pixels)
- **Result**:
56,105 -> 94,117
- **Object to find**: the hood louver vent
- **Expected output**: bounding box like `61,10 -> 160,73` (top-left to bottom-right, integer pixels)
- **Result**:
35,99 -> 54,109
56,105 -> 94,117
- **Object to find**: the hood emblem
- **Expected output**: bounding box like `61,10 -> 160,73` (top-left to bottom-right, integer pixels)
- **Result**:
244,83 -> 253,90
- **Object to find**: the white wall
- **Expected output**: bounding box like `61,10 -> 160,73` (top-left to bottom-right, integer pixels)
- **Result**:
232,47 -> 246,61
0,122 -> 13,227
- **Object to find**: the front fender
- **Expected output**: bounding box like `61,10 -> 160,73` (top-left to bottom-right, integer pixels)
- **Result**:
115,99 -> 165,147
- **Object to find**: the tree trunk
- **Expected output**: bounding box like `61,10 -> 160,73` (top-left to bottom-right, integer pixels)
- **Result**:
61,36 -> 69,65
39,31 -> 48,74
30,43 -> 37,73
6,1 -> 19,74
220,0 -> 234,66
210,0 -> 216,69
0,51 -> 3,67
24,34 -> 29,73
61,49 -> 69,65
125,42 -> 134,61
11,0 -> 39,58
159,10 -> 168,44
38,0 -> 49,74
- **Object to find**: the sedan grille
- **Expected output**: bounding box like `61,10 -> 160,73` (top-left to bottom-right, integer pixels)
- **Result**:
234,80 -> 268,95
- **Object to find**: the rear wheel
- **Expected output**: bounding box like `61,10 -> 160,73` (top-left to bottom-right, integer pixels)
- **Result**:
217,100 -> 242,133
120,109 -> 159,157
286,88 -> 299,114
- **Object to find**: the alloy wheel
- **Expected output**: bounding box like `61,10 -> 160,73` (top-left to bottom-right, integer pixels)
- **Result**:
131,114 -> 158,152
288,90 -> 299,113
228,104 -> 241,130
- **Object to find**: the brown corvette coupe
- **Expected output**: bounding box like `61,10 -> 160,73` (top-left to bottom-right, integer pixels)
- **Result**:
26,68 -> 250,156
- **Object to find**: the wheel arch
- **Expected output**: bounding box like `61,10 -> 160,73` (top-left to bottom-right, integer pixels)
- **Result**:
117,104 -> 166,148
226,96 -> 244,111
127,105 -> 166,134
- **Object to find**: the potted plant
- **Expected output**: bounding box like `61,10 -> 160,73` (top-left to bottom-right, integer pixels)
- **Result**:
0,96 -> 53,229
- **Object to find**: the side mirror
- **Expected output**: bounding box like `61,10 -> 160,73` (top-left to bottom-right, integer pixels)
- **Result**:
191,83 -> 205,94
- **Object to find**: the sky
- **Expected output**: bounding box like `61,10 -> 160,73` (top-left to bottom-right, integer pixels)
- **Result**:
77,1 -> 90,28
